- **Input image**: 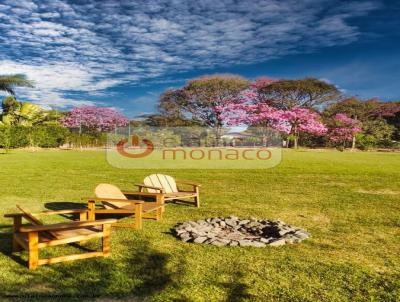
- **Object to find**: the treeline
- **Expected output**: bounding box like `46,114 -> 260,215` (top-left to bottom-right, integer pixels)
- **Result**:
0,96 -> 113,149
1,75 -> 399,150
136,75 -> 400,150
0,125 -> 109,149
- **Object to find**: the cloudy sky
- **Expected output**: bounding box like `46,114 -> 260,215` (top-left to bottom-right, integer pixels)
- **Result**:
0,0 -> 399,117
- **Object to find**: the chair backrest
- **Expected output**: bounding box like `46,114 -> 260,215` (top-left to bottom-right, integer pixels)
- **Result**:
16,205 -> 58,239
95,184 -> 131,209
143,174 -> 178,193
16,205 -> 43,226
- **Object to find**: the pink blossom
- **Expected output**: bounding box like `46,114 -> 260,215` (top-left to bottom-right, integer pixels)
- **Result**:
328,113 -> 362,143
61,106 -> 129,132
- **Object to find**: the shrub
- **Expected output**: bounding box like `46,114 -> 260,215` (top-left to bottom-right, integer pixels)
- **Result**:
31,125 -> 69,147
8,125 -> 30,148
0,125 -> 69,149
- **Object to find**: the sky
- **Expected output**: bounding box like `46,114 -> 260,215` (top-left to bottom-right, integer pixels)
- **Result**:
0,0 -> 399,118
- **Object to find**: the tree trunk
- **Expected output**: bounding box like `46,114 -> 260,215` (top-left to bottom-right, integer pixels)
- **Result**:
293,124 -> 299,149
215,125 -> 222,147
351,135 -> 356,151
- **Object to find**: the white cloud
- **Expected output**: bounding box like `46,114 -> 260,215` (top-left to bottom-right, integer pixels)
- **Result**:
0,0 -> 382,107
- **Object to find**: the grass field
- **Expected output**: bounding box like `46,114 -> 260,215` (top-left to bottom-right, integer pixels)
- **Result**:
0,149 -> 399,301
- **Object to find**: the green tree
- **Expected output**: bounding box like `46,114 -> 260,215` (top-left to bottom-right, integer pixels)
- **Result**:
179,75 -> 249,143
0,74 -> 33,95
257,77 -> 340,109
324,98 -> 400,144
1,98 -> 46,126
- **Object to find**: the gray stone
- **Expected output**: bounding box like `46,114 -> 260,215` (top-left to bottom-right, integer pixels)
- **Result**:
294,231 -> 309,239
225,219 -> 237,227
174,218 -> 310,248
180,233 -> 192,242
211,240 -> 228,247
207,233 -> 217,239
193,236 -> 208,244
238,240 -> 253,247
269,239 -> 286,246
249,241 -> 266,247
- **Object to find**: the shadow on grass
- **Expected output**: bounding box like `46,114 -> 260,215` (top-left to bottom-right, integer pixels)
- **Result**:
44,202 -> 87,220
220,271 -> 255,302
0,231 -> 27,267
0,233 -> 188,301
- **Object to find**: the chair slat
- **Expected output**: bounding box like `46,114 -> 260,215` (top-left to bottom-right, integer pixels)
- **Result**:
144,174 -> 178,193
95,184 -> 131,209
16,205 -> 43,226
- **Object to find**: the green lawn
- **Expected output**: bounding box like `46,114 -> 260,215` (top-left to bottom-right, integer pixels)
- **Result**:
0,149 -> 399,301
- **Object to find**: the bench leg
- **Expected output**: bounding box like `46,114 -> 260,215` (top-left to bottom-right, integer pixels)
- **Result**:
194,188 -> 200,208
102,224 -> 111,257
79,211 -> 89,245
88,200 -> 95,221
134,203 -> 143,229
12,216 -> 23,252
28,232 -> 39,270
156,194 -> 165,220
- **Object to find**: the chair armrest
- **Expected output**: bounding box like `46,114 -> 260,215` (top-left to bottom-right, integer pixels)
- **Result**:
4,213 -> 24,218
4,209 -> 88,218
19,218 -> 117,232
84,197 -> 144,204
134,184 -> 165,192
176,180 -> 201,187
122,191 -> 164,197
32,209 -> 88,216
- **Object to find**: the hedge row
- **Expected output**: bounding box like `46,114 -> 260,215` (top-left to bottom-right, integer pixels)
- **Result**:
0,125 -> 108,148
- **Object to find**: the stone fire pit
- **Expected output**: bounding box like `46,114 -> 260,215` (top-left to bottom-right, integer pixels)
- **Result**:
173,216 -> 310,247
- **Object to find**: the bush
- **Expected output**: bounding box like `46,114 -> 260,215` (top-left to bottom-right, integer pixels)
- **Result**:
0,125 -> 69,149
31,125 -> 69,147
8,125 -> 31,148
66,131 -> 107,148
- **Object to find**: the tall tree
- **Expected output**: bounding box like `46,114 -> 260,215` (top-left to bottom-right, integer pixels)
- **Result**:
256,77 -> 340,110
1,97 -> 46,126
158,89 -> 187,119
61,106 -> 129,132
0,74 -> 34,95
181,75 -> 249,142
324,97 -> 400,142
327,113 -> 362,150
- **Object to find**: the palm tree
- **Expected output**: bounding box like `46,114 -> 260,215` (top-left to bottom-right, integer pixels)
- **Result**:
0,74 -> 34,95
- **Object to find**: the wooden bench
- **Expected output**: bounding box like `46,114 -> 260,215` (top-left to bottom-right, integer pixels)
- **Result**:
4,205 -> 116,270
85,183 -> 164,229
133,174 -> 201,208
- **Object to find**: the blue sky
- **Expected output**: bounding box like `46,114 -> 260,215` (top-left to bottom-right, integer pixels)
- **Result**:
0,0 -> 399,118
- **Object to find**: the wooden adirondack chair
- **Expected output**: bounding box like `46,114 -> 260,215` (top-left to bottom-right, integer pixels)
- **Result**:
85,183 -> 164,229
133,174 -> 201,208
4,205 -> 116,270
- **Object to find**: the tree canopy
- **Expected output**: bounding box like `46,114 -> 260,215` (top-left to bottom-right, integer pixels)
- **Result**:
0,74 -> 34,95
256,77 -> 340,110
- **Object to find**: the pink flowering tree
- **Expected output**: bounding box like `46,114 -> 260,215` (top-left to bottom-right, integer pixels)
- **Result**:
61,106 -> 129,133
328,113 -> 362,150
219,89 -> 286,146
280,108 -> 327,148
220,83 -> 327,148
